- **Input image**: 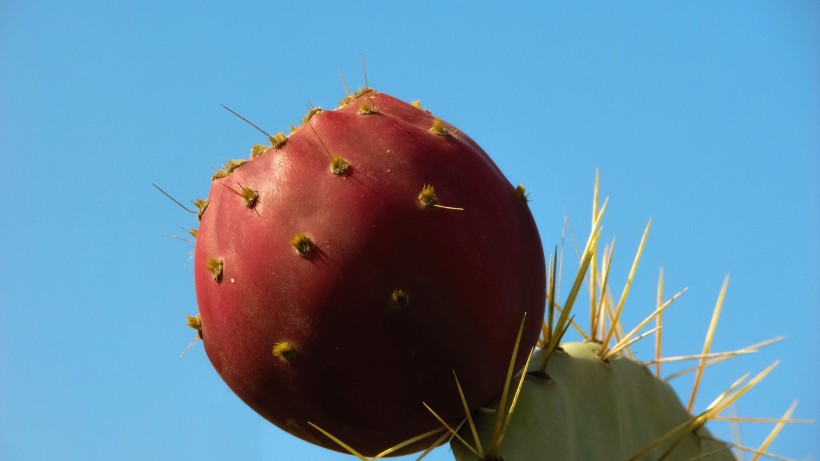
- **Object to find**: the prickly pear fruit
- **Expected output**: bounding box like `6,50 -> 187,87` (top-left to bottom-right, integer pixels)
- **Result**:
451,343 -> 734,461
193,89 -> 546,455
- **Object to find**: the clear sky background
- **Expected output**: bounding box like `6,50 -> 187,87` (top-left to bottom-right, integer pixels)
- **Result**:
1,1 -> 818,460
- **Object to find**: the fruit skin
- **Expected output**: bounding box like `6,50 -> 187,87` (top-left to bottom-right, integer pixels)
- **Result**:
452,343 -> 734,461
194,90 -> 546,455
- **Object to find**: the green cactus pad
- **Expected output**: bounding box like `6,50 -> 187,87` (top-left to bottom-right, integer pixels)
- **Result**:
452,342 -> 733,461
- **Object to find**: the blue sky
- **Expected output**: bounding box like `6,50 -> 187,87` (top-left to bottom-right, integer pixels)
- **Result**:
1,1 -> 817,460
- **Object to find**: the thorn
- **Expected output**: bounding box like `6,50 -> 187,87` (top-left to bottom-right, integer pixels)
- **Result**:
151,183 -> 196,214
417,184 -> 464,211
222,182 -> 259,208
539,248 -> 558,374
361,53 -> 369,90
688,275 -> 730,412
307,123 -> 350,175
180,336 -> 200,358
496,346 -> 535,451
423,403 -> 480,459
591,239 -> 615,342
220,104 -> 281,145
339,68 -> 351,97
307,422 -> 369,461
305,125 -> 329,158
599,217 -> 651,357
160,232 -> 190,242
489,314 -> 528,457
656,268 -> 664,378
452,371 -> 485,458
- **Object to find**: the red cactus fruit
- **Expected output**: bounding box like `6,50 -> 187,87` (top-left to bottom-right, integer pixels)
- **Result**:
193,89 -> 546,456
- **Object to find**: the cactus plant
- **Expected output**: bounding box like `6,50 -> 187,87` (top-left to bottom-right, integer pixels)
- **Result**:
438,179 -> 795,461
173,81 -> 802,460
450,343 -> 734,461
